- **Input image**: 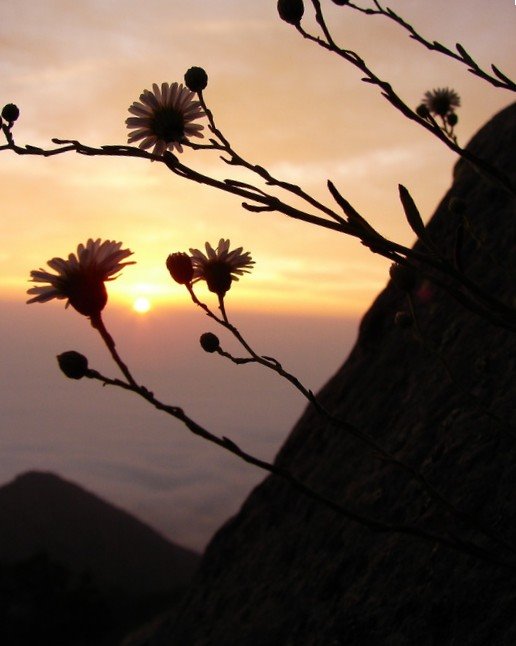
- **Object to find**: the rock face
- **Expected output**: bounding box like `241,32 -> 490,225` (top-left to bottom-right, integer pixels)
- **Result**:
151,104 -> 516,645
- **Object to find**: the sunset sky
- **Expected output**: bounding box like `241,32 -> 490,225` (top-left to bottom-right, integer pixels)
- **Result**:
0,0 -> 514,549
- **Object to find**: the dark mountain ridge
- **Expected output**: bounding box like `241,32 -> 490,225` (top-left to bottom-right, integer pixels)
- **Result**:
0,470 -> 199,598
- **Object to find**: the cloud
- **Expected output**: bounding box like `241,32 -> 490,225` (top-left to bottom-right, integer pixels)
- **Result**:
266,145 -> 428,186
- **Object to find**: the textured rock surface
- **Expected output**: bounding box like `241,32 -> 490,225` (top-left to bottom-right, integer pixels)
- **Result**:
151,104 -> 516,645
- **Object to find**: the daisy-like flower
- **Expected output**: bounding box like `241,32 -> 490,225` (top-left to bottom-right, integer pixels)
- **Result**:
27,239 -> 134,317
126,82 -> 205,155
422,87 -> 460,118
189,239 -> 254,298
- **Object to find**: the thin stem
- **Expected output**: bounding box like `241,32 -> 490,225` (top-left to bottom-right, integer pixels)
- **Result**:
3,135 -> 514,329
196,91 -> 348,226
186,286 -> 516,557
90,313 -> 139,388
348,1 -> 516,92
84,367 -> 514,569
218,294 -> 229,324
300,1 -> 515,197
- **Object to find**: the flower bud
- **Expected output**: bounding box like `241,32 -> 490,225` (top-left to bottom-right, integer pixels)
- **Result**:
167,253 -> 194,284
2,103 -> 20,123
389,263 -> 417,292
394,311 -> 413,329
57,351 -> 89,379
200,332 -> 220,353
416,104 -> 430,119
446,112 -> 458,127
184,67 -> 208,92
277,0 -> 304,24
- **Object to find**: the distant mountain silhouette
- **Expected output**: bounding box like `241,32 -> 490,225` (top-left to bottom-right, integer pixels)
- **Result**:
0,471 -> 199,599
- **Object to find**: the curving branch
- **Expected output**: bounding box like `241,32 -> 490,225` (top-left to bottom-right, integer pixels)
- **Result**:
293,1 -> 516,198
346,1 -> 516,92
2,125 -> 515,331
82,360 -> 514,569
182,285 -> 516,559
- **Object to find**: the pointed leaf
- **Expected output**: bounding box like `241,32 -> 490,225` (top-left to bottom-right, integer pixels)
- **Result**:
455,43 -> 476,66
491,64 -> 516,86
398,184 -> 435,250
327,181 -> 379,238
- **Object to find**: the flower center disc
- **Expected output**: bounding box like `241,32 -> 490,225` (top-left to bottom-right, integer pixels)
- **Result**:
66,272 -> 108,317
153,109 -> 185,142
205,261 -> 233,296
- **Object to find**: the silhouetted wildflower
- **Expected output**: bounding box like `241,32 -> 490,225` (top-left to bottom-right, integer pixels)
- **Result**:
422,88 -> 460,118
126,82 -> 205,155
27,239 -> 134,317
189,239 -> 254,297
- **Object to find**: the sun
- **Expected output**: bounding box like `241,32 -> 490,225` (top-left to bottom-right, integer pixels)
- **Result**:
133,296 -> 151,314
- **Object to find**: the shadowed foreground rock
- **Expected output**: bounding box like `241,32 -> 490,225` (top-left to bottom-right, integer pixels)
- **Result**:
150,104 -> 516,646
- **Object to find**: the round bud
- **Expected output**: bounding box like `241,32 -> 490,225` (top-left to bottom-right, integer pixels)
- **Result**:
57,351 -> 89,379
167,253 -> 194,284
389,263 -> 417,292
394,311 -> 413,329
416,104 -> 430,119
277,0 -> 304,25
446,112 -> 458,127
200,332 -> 220,353
184,66 -> 208,93
2,103 -> 20,123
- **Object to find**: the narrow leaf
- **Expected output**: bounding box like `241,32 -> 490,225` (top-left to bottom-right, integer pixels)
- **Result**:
455,43 -> 476,66
327,180 -> 378,237
398,184 -> 434,250
491,64 -> 516,86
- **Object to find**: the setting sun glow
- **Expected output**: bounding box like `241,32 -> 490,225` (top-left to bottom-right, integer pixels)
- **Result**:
133,297 -> 151,314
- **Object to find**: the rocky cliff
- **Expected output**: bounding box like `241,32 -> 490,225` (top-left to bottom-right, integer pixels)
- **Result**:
150,104 -> 516,646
